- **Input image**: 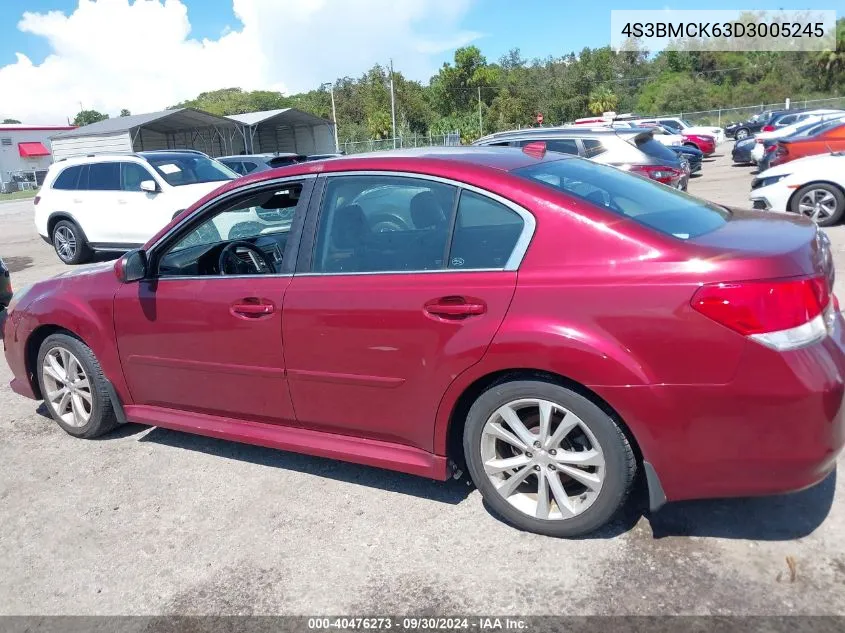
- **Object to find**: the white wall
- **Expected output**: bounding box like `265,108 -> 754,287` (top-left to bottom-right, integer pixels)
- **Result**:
0,129 -> 61,184
50,132 -> 133,161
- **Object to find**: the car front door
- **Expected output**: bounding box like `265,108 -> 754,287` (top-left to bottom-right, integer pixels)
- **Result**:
113,176 -> 314,424
282,173 -> 533,453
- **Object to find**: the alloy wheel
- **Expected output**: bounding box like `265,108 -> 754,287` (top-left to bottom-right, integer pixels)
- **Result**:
480,398 -> 605,520
54,226 -> 77,261
798,189 -> 839,223
736,129 -> 749,140
42,347 -> 92,428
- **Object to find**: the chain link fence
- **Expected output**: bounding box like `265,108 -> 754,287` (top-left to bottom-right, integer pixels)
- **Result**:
667,96 -> 845,127
339,131 -> 461,155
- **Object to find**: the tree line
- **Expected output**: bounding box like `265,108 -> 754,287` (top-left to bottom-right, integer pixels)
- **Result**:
72,19 -> 844,142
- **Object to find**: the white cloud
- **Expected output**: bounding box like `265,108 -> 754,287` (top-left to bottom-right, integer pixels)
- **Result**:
0,0 -> 480,124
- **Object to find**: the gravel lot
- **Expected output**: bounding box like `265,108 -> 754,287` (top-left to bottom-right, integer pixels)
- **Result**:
1,148 -> 845,616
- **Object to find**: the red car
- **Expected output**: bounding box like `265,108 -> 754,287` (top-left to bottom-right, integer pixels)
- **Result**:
3,147 -> 844,537
683,133 -> 716,155
771,122 -> 845,167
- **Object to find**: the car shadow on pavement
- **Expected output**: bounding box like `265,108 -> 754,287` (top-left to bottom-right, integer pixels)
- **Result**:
139,427 -> 473,505
646,469 -> 837,541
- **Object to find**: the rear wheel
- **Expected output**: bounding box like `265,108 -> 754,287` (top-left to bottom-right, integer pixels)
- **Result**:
52,220 -> 91,265
791,183 -> 845,227
463,380 -> 636,537
36,333 -> 119,438
735,128 -> 750,140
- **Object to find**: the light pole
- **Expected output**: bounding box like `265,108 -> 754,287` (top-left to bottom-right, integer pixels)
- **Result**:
321,82 -> 340,153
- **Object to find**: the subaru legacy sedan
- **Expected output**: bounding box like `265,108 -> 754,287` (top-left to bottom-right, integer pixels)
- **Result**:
3,146 -> 844,537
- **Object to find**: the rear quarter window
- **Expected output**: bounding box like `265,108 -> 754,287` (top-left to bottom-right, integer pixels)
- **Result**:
52,166 -> 82,190
632,136 -> 679,163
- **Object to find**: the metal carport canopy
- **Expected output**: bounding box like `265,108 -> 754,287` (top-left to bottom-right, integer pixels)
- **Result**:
227,108 -> 336,154
51,108 -> 244,156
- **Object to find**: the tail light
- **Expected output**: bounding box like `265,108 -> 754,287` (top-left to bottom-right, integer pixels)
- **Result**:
33,196 -> 40,205
627,164 -> 682,185
691,276 -> 833,351
776,144 -> 788,156
762,125 -> 775,132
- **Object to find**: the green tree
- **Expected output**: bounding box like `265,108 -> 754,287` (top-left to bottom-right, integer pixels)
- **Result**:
119,109 -> 131,117
587,88 -> 619,114
2,118 -> 21,124
73,110 -> 109,126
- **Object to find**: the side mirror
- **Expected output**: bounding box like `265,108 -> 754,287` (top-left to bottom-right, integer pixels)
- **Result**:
140,180 -> 158,194
115,249 -> 147,283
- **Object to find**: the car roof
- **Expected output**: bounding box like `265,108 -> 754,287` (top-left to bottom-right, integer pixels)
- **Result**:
212,146 -> 573,191
478,127 -> 624,142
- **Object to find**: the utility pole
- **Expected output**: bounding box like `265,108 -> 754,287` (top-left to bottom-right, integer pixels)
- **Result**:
478,86 -> 483,137
389,59 -> 397,148
329,83 -> 339,153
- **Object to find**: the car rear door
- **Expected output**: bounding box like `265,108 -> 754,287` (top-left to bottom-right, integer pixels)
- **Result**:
282,173 -> 533,453
113,161 -> 171,246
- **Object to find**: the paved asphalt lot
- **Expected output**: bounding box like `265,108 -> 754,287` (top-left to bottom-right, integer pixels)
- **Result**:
1,148 -> 845,616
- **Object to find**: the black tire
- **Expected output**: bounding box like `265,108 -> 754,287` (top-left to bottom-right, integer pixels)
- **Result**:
36,333 -> 119,438
463,380 -> 636,537
52,219 -> 92,265
790,183 -> 845,227
735,128 -> 750,140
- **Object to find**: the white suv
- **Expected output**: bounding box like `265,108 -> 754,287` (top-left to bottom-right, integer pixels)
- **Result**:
35,151 -> 238,264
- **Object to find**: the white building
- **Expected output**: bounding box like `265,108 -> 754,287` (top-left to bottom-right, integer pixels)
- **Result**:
0,123 -> 75,192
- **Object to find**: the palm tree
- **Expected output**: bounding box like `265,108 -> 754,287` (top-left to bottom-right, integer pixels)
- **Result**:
588,88 -> 619,115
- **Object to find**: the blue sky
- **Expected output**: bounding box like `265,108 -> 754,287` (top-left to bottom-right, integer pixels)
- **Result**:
3,0 -> 840,71
0,0 -> 840,123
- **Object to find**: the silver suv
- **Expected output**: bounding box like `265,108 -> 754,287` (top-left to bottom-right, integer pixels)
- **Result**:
473,127 -> 687,189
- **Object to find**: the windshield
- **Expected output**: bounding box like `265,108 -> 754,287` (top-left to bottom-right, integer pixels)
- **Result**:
680,119 -> 695,128
146,155 -> 237,187
513,158 -> 729,240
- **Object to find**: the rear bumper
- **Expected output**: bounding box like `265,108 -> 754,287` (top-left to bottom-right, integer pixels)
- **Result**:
599,316 -> 845,504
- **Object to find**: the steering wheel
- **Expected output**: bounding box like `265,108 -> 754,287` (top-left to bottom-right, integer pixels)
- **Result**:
218,241 -> 275,275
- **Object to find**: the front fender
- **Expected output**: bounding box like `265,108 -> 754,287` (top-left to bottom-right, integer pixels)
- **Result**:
14,281 -> 130,405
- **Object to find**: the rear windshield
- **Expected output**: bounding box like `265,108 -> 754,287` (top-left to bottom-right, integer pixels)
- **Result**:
631,136 -> 680,163
145,155 -> 237,187
513,158 -> 729,240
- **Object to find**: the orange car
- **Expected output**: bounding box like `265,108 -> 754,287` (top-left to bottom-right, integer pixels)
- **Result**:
771,121 -> 845,167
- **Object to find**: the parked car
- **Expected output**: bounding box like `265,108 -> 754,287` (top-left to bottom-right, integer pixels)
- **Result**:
305,153 -> 344,161
668,144 -> 703,174
5,146 -> 844,538
609,121 -> 684,147
35,150 -> 240,264
624,116 -> 725,144
732,136 -> 758,164
750,153 -> 845,226
681,133 -> 716,155
726,109 -> 789,140
218,153 -> 308,175
770,122 -> 845,168
473,127 -> 686,189
750,111 -> 845,162
0,257 -> 11,310
755,118 -> 845,172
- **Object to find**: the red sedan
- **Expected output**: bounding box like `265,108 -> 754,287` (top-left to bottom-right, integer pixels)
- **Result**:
3,146 -> 844,537
683,133 -> 716,155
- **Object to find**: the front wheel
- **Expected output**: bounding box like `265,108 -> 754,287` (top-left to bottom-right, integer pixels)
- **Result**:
735,128 -> 750,140
36,333 -> 119,438
463,380 -> 636,537
791,183 -> 845,227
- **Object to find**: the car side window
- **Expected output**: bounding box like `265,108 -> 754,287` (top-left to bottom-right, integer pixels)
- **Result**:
52,166 -> 82,190
157,183 -> 305,277
582,139 -> 606,158
121,162 -> 154,192
546,139 -> 579,155
242,161 -> 260,174
313,175 -> 457,274
449,191 -> 525,270
87,162 -> 121,191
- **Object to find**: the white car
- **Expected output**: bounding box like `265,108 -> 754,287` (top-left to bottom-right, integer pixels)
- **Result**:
610,122 -> 684,146
750,111 -> 845,162
35,151 -> 239,264
749,153 -> 845,227
629,117 -> 725,144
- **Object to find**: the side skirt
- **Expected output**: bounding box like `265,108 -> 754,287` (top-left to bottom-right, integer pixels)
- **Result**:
124,405 -> 450,480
